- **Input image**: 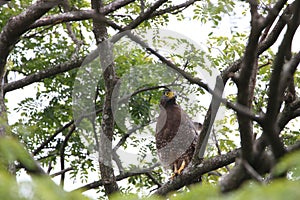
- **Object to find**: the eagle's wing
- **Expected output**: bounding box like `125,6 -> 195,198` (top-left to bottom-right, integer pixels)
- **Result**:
155,105 -> 198,170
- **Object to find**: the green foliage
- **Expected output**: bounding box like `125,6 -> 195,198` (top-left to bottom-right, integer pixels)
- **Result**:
1,136 -> 299,200
226,180 -> 300,200
193,0 -> 235,25
0,137 -> 36,171
110,179 -> 300,200
2,0 -> 299,199
0,137 -> 89,200
274,150 -> 300,179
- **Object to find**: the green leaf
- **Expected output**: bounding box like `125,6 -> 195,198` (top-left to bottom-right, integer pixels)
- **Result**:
273,150 -> 300,178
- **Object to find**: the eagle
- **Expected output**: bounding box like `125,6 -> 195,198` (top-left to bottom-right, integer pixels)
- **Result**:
155,89 -> 200,178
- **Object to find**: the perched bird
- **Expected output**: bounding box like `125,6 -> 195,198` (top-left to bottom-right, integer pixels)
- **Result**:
156,89 -> 200,178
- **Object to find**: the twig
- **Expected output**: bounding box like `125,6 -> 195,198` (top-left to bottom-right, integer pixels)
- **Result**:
60,124 -> 76,187
47,159 -> 53,174
50,167 -> 74,177
113,151 -> 124,174
146,172 -> 162,188
33,107 -> 102,156
113,121 -> 154,152
33,120 -> 74,156
117,84 -> 180,104
150,0 -> 199,18
242,160 -> 264,183
212,128 -> 230,172
61,0 -> 84,59
73,163 -> 159,192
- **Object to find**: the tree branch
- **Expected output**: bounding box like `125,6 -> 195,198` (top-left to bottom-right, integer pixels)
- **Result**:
262,0 -> 288,28
278,53 -> 300,102
73,164 -> 158,192
242,160 -> 264,183
33,120 -> 74,156
113,121 -> 154,152
146,172 -> 162,188
50,167 -> 73,177
117,84 -> 179,104
263,0 -> 300,159
278,96 -> 300,130
93,0 -> 119,195
30,0 -> 135,29
0,0 -> 60,71
154,149 -> 239,196
220,138 -> 300,192
258,1 -> 295,54
125,0 -> 168,30
150,0 -> 199,17
59,124 -> 76,187
4,57 -> 84,93
236,0 -> 264,163
30,0 -> 200,31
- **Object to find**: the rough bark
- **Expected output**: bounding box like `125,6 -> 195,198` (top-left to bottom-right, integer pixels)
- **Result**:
263,0 -> 300,159
91,0 -> 119,196
236,1 -> 263,163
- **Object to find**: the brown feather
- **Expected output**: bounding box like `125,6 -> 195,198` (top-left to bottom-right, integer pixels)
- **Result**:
155,92 -> 198,174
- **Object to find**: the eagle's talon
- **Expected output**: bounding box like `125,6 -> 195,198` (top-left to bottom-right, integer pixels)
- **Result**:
169,163 -> 178,179
177,160 -> 186,175
170,173 -> 176,180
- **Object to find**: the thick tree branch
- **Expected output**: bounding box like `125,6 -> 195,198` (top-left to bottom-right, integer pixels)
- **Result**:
0,0 -> 59,70
236,0 -> 263,163
19,157 -> 47,176
93,0 -> 120,196
4,57 -> 84,93
31,0 -> 196,30
278,97 -> 300,130
0,0 -> 59,137
155,149 -> 239,196
258,1 -> 295,53
220,138 -> 300,192
262,0 -> 288,28
31,0 -> 134,28
263,0 -> 300,159
279,50 -> 300,99
30,10 -> 95,29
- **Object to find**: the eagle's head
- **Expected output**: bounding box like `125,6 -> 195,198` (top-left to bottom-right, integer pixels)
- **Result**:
160,89 -> 177,107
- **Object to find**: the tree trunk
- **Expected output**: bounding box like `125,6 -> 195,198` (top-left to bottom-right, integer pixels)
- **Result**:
91,0 -> 119,197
